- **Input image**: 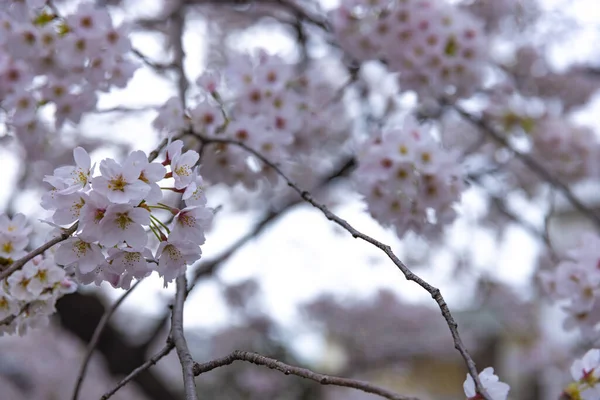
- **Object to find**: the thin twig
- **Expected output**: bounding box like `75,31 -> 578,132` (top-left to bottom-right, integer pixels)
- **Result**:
0,223 -> 78,281
131,48 -> 177,72
139,156 -> 355,350
100,340 -> 175,400
95,105 -> 157,114
190,133 -> 491,400
193,350 -> 418,400
186,0 -> 329,30
71,280 -> 142,400
171,275 -> 198,400
454,104 -> 600,230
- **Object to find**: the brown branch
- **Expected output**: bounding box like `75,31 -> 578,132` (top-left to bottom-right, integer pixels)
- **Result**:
190,133 -> 491,400
100,340 -> 175,400
0,223 -> 78,281
171,275 -> 198,399
71,280 -> 142,400
138,156 -> 356,350
193,350 -> 418,400
453,104 -> 600,230
131,48 -> 177,72
95,105 -> 157,114
185,0 -> 329,31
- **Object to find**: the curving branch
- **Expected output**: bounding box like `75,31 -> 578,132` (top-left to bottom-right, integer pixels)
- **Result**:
171,275 -> 198,400
71,280 -> 142,400
453,104 -> 600,230
185,0 -> 329,31
0,223 -> 78,281
138,156 -> 355,351
193,350 -> 418,400
190,132 -> 491,400
100,340 -> 175,400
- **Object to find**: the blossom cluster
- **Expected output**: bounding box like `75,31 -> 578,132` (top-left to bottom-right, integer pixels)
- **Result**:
330,0 -> 488,99
529,117 -> 599,183
153,51 -> 351,190
354,116 -> 464,239
41,142 -> 212,288
0,213 -> 76,336
0,2 -> 137,147
562,348 -> 600,400
540,233 -> 600,339
463,367 -> 510,400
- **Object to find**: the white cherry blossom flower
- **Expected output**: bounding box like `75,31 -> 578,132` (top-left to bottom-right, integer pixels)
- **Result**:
0,290 -> 20,320
50,192 -> 87,225
54,237 -> 105,274
571,348 -> 600,384
153,96 -> 186,136
78,191 -> 110,241
125,150 -> 166,204
7,268 -> 36,301
0,233 -> 28,260
169,205 -> 212,245
44,147 -> 93,195
171,149 -> 199,190
99,204 -> 150,249
183,173 -> 208,207
92,158 -> 150,204
156,239 -> 202,286
106,246 -> 153,277
0,213 -> 31,237
463,367 -> 510,400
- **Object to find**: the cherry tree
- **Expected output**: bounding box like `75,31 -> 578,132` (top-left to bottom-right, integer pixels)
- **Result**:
1,0 -> 600,399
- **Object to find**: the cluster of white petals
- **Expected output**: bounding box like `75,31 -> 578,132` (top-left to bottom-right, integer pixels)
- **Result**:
354,116 -> 464,239
0,214 -> 76,336
153,50 -> 351,190
529,117 -> 599,183
562,349 -> 600,400
463,367 -> 510,400
42,143 -> 212,288
331,0 -> 488,99
540,233 -> 600,339
0,2 -> 137,146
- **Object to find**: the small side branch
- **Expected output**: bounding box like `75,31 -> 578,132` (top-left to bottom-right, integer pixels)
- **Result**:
193,350 -> 418,400
190,133 -> 490,400
454,104 -> 600,230
0,223 -> 78,281
171,275 -> 198,400
71,280 -> 142,400
100,340 -> 175,400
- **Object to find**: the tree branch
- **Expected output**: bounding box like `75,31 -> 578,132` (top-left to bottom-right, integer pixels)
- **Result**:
138,156 -> 355,351
191,133 -> 491,400
193,350 -> 418,400
71,280 -> 142,400
453,104 -> 600,230
100,340 -> 175,400
171,275 -> 198,400
0,223 -> 78,281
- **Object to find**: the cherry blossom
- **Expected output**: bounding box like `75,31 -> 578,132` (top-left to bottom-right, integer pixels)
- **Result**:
99,204 -> 150,249
92,158 -> 150,204
155,239 -> 203,286
54,237 -> 105,274
463,367 -> 510,400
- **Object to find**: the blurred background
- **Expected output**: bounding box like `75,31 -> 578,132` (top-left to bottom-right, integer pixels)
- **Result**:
2,0 -> 600,399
